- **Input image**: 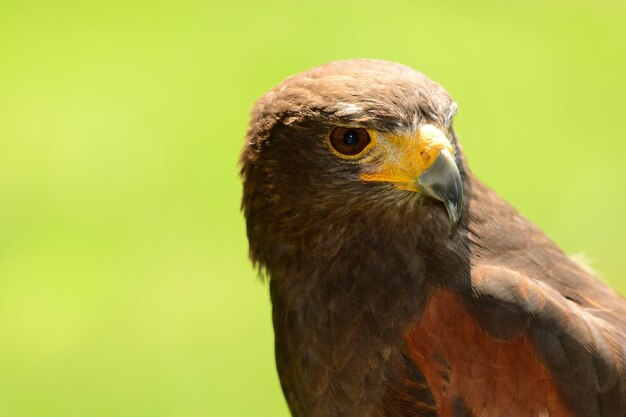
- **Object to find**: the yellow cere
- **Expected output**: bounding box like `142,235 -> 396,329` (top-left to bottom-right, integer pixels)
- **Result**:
359,124 -> 454,192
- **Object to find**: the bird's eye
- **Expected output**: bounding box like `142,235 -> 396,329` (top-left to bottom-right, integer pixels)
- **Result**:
328,127 -> 371,157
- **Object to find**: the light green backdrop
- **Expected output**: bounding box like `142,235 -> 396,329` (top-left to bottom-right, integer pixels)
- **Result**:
0,0 -> 624,416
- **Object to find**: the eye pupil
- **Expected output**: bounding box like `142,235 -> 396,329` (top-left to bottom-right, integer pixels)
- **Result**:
343,130 -> 360,147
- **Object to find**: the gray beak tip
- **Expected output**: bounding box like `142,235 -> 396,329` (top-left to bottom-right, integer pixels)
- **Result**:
416,149 -> 464,234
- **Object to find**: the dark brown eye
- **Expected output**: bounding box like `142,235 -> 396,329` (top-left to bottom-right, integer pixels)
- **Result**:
329,127 -> 371,156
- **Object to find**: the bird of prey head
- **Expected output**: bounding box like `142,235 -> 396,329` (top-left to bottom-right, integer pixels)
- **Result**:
242,61 -> 466,264
239,60 -> 626,417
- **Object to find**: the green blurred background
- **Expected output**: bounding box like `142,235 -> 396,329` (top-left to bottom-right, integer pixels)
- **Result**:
0,0 -> 624,415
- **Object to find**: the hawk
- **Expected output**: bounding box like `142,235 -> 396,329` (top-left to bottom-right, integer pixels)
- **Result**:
240,59 -> 626,417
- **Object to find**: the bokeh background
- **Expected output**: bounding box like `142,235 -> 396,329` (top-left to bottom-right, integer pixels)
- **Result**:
0,0 -> 625,416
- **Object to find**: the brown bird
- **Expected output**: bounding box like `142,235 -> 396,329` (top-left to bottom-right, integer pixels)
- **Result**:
240,59 -> 626,417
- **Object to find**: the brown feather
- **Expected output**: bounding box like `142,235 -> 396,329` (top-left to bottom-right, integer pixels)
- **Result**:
403,289 -> 570,417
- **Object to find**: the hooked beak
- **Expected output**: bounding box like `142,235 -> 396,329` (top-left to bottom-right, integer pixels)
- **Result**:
417,148 -> 463,233
358,124 -> 464,233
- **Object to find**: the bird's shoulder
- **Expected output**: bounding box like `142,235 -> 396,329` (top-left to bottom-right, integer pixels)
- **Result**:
390,264 -> 626,417
390,260 -> 626,417
393,278 -> 571,417
472,262 -> 626,416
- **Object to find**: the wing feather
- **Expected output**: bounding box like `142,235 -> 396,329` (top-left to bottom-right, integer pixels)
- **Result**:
466,265 -> 626,417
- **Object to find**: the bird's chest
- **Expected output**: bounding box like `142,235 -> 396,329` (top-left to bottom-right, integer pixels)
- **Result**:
399,290 -> 571,417
270,273 -> 423,417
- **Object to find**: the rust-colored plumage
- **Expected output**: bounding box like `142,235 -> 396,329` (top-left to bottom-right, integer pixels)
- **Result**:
240,59 -> 626,417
